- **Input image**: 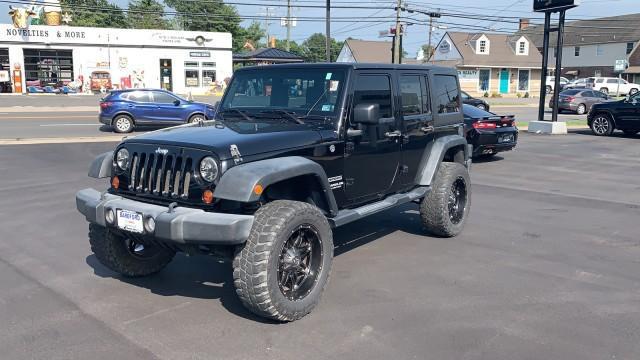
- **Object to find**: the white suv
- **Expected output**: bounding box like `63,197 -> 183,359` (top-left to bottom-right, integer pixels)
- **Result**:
545,76 -> 570,94
591,77 -> 640,96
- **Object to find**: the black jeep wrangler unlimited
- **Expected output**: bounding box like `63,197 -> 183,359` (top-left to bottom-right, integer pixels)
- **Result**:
77,63 -> 472,321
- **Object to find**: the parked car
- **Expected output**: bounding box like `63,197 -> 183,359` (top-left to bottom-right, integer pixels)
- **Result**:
563,77 -> 595,90
99,89 -> 216,133
549,89 -> 612,115
588,92 -> 640,136
463,104 -> 518,158
77,63 -> 472,322
545,76 -> 570,94
461,91 -> 490,111
591,77 -> 639,96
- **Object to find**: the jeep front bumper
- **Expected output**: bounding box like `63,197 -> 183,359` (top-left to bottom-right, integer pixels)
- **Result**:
76,188 -> 254,245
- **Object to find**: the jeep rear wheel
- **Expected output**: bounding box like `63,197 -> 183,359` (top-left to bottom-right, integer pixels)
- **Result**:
420,162 -> 471,237
88,224 -> 175,277
233,200 -> 333,322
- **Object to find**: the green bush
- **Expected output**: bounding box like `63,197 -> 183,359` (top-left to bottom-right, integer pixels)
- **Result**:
524,92 -> 530,98
516,92 -> 523,98
490,92 -> 502,98
483,92 -> 489,98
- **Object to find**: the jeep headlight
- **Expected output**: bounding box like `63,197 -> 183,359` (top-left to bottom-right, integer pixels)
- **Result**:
199,156 -> 219,182
115,148 -> 130,170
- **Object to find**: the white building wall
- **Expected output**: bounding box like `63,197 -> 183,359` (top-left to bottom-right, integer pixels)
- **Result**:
0,24 -> 232,94
431,34 -> 462,61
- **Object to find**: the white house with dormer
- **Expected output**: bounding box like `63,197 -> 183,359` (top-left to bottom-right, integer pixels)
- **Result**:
430,32 -> 547,96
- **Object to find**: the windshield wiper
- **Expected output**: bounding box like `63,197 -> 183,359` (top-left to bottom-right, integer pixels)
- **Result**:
218,108 -> 253,122
256,110 -> 305,124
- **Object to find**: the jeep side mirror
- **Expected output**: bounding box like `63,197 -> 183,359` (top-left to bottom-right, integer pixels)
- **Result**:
353,103 -> 380,125
173,99 -> 181,106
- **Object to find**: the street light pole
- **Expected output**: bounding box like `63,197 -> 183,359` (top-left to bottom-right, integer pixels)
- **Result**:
326,0 -> 331,62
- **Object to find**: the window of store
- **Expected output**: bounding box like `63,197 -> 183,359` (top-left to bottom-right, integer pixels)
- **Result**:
478,69 -> 491,92
202,62 -> 216,68
202,70 -> 216,86
184,61 -> 198,67
0,48 -> 9,68
627,42 -> 635,55
574,46 -> 580,56
479,40 -> 487,54
23,48 -> 73,86
518,69 -> 530,91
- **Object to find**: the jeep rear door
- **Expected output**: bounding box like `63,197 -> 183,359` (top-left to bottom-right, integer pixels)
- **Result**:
343,71 -> 402,204
396,73 -> 434,187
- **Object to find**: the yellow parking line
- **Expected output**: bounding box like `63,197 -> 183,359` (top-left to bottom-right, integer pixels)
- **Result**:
0,135 -> 124,145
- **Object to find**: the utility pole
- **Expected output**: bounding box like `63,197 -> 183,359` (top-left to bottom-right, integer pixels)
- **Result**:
393,0 -> 402,64
426,11 -> 441,63
260,7 -> 275,46
286,0 -> 292,51
325,0 -> 331,62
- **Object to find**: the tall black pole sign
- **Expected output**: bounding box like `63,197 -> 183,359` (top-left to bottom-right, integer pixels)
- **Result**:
535,0 -> 580,122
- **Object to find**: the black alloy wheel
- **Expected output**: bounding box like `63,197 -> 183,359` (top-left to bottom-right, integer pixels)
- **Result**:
277,224 -> 323,301
448,177 -> 468,225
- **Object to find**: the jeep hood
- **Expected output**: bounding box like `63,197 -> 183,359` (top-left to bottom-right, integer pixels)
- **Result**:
122,122 -> 325,160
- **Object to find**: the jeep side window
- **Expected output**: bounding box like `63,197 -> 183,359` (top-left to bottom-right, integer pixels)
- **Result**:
433,75 -> 460,114
400,75 -> 423,116
353,75 -> 393,118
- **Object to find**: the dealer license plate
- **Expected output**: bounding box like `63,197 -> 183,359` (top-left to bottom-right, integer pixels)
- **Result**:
116,209 -> 144,234
500,134 -> 514,143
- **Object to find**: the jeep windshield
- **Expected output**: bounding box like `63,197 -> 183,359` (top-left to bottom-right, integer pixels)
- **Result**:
218,68 -> 346,123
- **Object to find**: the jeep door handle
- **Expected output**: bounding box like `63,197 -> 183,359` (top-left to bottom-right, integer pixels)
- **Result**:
421,126 -> 434,133
385,130 -> 403,138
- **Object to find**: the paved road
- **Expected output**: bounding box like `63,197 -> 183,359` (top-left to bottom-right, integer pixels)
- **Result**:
0,106 -> 586,142
0,94 -> 218,108
1,132 -> 639,359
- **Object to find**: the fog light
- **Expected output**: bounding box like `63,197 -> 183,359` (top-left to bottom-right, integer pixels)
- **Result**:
105,208 -> 115,224
144,216 -> 156,233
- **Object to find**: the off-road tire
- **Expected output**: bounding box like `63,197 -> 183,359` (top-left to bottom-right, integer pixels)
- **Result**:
113,114 -> 134,133
88,224 -> 175,277
233,200 -> 333,322
420,162 -> 471,238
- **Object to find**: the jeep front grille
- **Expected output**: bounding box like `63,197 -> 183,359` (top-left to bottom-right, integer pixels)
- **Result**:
128,152 -> 194,199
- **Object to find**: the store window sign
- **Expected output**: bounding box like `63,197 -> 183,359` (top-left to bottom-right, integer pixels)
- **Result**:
458,70 -> 479,82
439,40 -> 451,53
190,51 -> 211,58
5,28 -> 86,39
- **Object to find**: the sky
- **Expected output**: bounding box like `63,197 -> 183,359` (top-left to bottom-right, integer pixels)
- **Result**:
1,0 -> 639,56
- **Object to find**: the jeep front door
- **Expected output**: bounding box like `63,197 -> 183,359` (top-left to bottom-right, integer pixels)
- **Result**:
617,93 -> 640,130
397,74 -> 434,188
343,72 -> 402,204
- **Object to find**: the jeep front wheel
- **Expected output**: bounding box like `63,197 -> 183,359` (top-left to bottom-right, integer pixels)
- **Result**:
420,162 -> 471,237
233,200 -> 333,322
88,224 -> 175,277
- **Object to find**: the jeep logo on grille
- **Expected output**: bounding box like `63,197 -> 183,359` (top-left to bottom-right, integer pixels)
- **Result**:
155,147 -> 169,155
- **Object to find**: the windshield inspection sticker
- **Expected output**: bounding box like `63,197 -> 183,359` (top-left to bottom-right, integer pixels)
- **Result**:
329,80 -> 340,92
325,72 -> 333,80
321,104 -> 334,112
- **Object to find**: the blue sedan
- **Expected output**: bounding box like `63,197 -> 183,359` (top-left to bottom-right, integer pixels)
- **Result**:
99,89 -> 216,133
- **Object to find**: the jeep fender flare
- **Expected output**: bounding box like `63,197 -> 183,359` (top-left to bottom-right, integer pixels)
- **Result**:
88,151 -> 113,179
415,135 -> 471,186
590,109 -> 617,126
214,156 -> 339,216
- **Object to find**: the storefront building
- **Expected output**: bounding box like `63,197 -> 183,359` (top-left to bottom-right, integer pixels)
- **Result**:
431,32 -> 547,97
0,24 -> 232,95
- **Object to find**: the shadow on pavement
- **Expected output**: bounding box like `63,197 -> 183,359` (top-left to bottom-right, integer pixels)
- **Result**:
471,154 -> 506,164
570,129 -> 640,138
85,203 -> 435,321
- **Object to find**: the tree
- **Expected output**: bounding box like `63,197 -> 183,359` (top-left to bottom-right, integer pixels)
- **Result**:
61,0 -> 127,28
301,33 -> 343,62
235,22 -> 265,51
127,0 -> 168,29
164,0 -> 244,50
274,39 -> 305,58
421,44 -> 434,61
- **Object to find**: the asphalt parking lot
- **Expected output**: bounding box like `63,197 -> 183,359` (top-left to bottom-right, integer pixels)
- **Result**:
1,131 -> 640,359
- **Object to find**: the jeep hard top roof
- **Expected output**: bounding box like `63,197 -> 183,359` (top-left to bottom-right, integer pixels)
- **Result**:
236,62 -> 458,75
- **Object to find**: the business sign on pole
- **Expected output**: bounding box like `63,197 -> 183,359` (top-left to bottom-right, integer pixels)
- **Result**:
534,0 -> 580,12
614,59 -> 628,73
